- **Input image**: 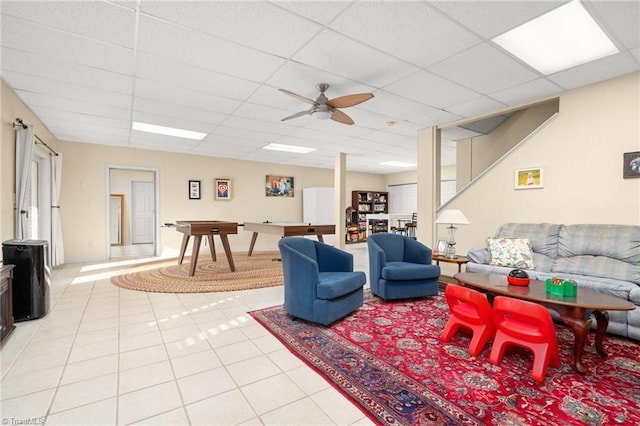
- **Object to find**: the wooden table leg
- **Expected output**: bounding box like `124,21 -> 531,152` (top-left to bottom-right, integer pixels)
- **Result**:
248,232 -> 259,256
220,235 -> 236,272
207,235 -> 217,261
189,236 -> 202,277
592,310 -> 609,358
178,234 -> 190,265
559,307 -> 589,374
318,235 -> 325,243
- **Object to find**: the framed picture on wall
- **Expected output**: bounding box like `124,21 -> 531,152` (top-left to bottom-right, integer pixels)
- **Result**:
623,151 -> 640,179
265,175 -> 294,197
188,180 -> 201,199
214,178 -> 232,200
514,167 -> 544,189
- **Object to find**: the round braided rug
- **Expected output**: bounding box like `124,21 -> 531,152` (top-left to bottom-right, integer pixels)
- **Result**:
110,251 -> 283,293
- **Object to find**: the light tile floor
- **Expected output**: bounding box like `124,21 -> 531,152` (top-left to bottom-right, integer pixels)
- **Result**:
1,244 -> 373,426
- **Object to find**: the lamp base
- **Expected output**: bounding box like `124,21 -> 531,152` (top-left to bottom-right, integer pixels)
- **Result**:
444,242 -> 456,259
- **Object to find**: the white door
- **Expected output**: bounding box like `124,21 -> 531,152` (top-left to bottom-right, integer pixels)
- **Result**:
131,181 -> 154,244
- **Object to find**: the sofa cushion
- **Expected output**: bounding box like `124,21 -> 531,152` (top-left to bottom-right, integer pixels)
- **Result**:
381,262 -> 440,281
487,238 -> 535,269
556,224 -> 640,285
495,223 -> 561,271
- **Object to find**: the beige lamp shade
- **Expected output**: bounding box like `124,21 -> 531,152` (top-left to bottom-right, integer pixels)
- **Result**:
435,209 -> 470,225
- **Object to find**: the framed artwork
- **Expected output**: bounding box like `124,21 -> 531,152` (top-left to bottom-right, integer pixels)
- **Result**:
265,175 -> 294,197
435,239 -> 448,255
214,178 -> 232,200
623,151 -> 640,179
514,167 -> 544,189
188,180 -> 201,199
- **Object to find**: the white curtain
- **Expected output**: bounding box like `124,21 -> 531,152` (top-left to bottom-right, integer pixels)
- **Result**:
15,125 -> 35,239
51,153 -> 64,266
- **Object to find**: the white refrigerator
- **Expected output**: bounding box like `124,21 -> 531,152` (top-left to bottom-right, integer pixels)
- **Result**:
303,187 -> 336,245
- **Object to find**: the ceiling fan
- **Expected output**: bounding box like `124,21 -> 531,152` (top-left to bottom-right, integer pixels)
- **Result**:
279,83 -> 374,125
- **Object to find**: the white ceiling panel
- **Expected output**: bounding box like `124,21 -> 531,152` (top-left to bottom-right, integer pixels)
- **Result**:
428,42 -> 540,94
135,54 -> 261,101
292,29 -> 419,88
133,79 -> 243,114
3,71 -> 132,109
141,1 -> 323,58
1,0 -> 136,48
329,1 -> 480,68
2,48 -> 133,94
136,15 -> 286,83
2,15 -> 134,75
15,91 -> 130,120
383,70 -> 479,109
133,97 -> 227,126
2,1 -> 638,175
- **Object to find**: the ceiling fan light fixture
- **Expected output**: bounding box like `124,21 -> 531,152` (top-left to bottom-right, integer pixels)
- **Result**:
312,109 -> 333,120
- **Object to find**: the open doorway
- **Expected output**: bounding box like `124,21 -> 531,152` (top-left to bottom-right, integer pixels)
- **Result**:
107,166 -> 159,259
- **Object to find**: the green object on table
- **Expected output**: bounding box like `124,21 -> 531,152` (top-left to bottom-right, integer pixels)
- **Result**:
545,278 -> 577,297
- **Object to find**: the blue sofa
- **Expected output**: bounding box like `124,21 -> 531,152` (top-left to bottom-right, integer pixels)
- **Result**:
367,233 -> 441,300
466,223 -> 640,339
278,237 -> 366,326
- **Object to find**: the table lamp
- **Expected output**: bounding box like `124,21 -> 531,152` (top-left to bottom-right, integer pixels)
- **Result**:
435,209 -> 470,259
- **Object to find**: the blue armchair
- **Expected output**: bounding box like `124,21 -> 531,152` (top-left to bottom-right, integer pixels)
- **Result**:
367,233 -> 440,300
278,237 -> 366,325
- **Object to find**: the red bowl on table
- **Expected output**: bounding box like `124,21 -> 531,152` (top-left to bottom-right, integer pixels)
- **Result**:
507,275 -> 530,286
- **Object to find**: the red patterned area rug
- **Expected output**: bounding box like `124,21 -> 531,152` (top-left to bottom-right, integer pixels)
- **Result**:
250,292 -> 640,425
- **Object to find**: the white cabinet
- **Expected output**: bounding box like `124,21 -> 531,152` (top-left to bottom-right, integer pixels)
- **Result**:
303,187 -> 335,245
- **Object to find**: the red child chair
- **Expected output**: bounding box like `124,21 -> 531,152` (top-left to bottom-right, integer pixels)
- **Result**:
441,284 -> 495,356
489,296 -> 561,382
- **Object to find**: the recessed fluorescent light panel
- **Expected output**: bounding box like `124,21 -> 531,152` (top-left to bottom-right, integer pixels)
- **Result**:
262,143 -> 316,154
132,122 -> 207,140
381,161 -> 416,168
492,0 -> 619,75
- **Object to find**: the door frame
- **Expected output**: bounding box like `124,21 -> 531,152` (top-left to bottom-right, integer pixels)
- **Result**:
106,165 -> 160,258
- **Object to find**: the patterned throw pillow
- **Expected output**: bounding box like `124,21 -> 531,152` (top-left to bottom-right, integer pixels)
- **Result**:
486,238 -> 535,269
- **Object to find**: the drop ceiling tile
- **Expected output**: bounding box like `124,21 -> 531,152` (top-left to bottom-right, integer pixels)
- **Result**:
48,123 -> 130,140
30,105 -> 130,129
430,1 -> 561,39
445,97 -> 507,120
129,134 -> 200,150
1,1 -> 136,48
3,72 -> 130,109
383,70 -> 479,109
222,116 -> 296,136
361,90 -> 439,120
383,121 -> 425,138
131,111 -> 215,134
364,130 -> 416,147
211,126 -> 281,144
329,1 -> 480,67
410,109 -> 462,128
244,85 -> 307,112
190,142 -> 257,158
133,98 -> 227,126
588,0 -> 640,49
140,1 -> 322,58
2,48 -> 133,94
15,91 -> 130,120
285,127 -> 345,144
292,29 -> 418,88
273,1 -> 353,26
2,15 -> 133,75
441,127 -> 482,142
428,42 -> 540,95
133,79 -> 242,114
202,134 -> 265,149
136,15 -> 286,83
233,103 -> 302,125
135,54 -> 260,101
546,52 -> 640,90
490,78 -> 563,106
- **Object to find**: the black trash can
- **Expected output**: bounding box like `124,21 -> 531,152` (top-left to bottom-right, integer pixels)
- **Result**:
2,240 -> 50,321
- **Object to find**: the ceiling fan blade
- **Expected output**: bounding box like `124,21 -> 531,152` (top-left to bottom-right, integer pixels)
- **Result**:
278,89 -> 316,105
327,93 -> 374,108
331,109 -> 354,125
281,110 -> 309,121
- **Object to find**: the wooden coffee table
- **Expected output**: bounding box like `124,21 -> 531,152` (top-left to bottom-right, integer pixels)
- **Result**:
454,272 -> 636,374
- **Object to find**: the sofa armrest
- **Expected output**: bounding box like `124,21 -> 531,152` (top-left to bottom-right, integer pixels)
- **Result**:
467,247 -> 490,264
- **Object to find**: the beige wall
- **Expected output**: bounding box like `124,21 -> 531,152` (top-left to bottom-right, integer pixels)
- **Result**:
60,140 -> 385,261
1,80 -> 59,242
435,72 -> 640,274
